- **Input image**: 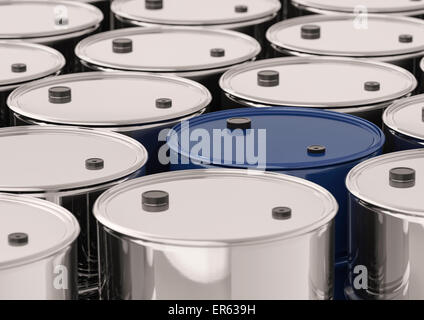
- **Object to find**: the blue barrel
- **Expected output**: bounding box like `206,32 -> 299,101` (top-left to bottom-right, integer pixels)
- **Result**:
167,107 -> 385,299
383,94 -> 424,152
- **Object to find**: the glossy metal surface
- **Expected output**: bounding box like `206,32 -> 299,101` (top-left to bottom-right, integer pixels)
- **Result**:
166,107 -> 384,299
0,126 -> 148,298
94,169 -> 337,299
290,0 -> 424,17
383,94 -> 424,152
266,15 -> 424,76
75,27 -> 260,107
0,193 -> 79,300
111,0 -> 280,56
0,0 -> 103,72
346,150 -> 424,299
219,57 -> 416,126
7,72 -> 210,173
0,41 -> 64,127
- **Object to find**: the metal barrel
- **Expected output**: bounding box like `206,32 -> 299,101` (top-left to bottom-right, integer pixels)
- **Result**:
6,71 -> 211,174
93,169 -> 337,299
219,56 -> 417,127
0,193 -> 80,300
166,107 -> 385,299
110,0 -> 281,58
346,149 -> 424,299
0,126 -> 148,298
288,0 -> 424,19
383,94 -> 424,152
0,41 -> 65,128
266,14 -> 424,78
0,0 -> 103,73
75,26 -> 260,109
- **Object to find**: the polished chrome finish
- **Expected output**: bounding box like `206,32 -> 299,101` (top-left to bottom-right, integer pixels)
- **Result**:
0,0 -> 103,72
76,27 -> 260,74
266,15 -> 424,76
111,0 -> 280,27
0,42 -> 65,90
75,27 -> 260,106
8,72 -> 211,127
346,150 -> 424,299
7,71 -> 210,173
111,0 -> 280,54
219,57 -> 416,125
0,126 -> 148,298
383,94 -> 424,142
0,41 -> 65,127
94,169 -> 337,300
0,193 -> 79,300
0,0 -> 102,39
291,0 -> 424,17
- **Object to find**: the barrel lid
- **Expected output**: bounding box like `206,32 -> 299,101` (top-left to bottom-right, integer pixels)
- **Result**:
111,0 -> 281,26
347,149 -> 424,218
220,57 -> 416,108
0,0 -> 103,39
7,72 -> 211,126
0,41 -> 65,89
266,15 -> 424,58
0,126 -> 147,192
167,108 -> 384,170
0,193 -> 79,269
383,94 -> 424,141
93,169 -> 337,245
292,0 -> 424,14
75,27 -> 261,72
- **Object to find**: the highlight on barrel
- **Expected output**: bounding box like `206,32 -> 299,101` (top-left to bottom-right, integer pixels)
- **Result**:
219,57 -> 417,127
166,107 -> 385,299
289,0 -> 424,18
0,41 -> 65,128
93,169 -> 338,299
0,0 -> 103,72
111,0 -> 281,54
383,94 -> 424,152
266,14 -> 424,77
346,149 -> 424,300
0,193 -> 80,300
6,71 -> 211,174
75,27 -> 260,107
0,125 -> 148,299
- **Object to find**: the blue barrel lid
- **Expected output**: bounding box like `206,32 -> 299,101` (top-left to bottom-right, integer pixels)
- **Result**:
167,107 -> 385,170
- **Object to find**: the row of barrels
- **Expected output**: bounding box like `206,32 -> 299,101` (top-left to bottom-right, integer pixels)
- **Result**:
0,0 -> 423,300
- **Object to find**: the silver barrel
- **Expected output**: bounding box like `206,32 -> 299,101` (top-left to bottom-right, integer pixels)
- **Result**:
0,41 -> 65,127
383,94 -> 424,152
75,27 -> 260,109
288,0 -> 424,18
6,71 -> 211,174
219,56 -> 417,127
0,193 -> 79,300
0,126 -> 148,298
0,0 -> 103,72
266,14 -> 424,78
110,0 -> 281,57
93,169 -> 337,300
346,149 -> 424,299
